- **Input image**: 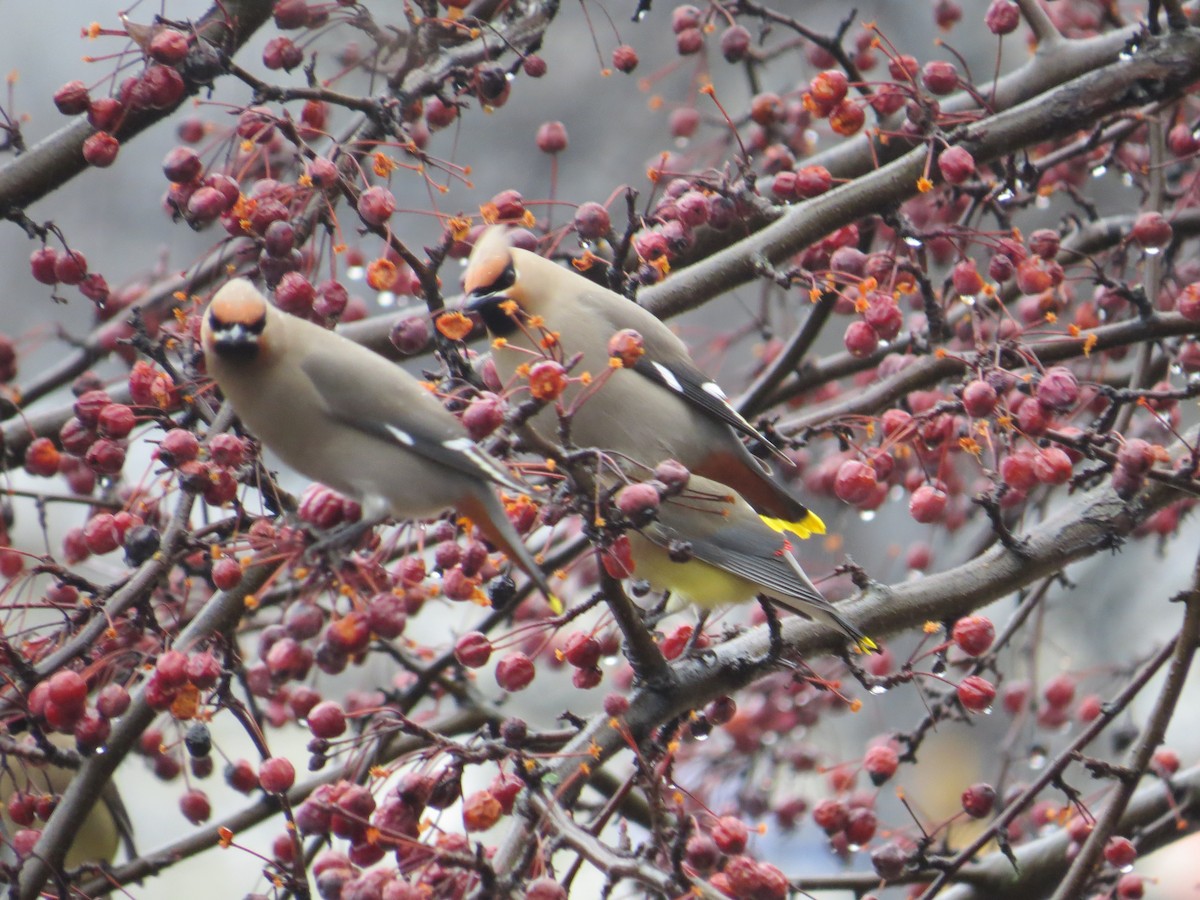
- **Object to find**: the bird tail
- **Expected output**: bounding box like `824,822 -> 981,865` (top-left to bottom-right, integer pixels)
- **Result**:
775,549 -> 877,653
701,452 -> 825,538
770,593 -> 878,654
458,490 -> 561,613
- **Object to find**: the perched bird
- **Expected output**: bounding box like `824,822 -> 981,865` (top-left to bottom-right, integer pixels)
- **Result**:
611,473 -> 873,652
463,226 -> 823,539
201,278 -> 557,607
0,732 -> 132,869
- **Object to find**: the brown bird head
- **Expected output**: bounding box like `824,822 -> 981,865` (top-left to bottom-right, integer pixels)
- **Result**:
202,279 -> 272,362
463,226 -> 524,337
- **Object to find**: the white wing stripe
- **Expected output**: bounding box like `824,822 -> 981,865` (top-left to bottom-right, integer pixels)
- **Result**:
442,437 -> 524,491
651,361 -> 683,393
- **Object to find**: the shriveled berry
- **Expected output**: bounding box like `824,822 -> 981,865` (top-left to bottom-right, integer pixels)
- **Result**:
961,783 -> 996,818
712,816 -> 749,853
54,81 -> 91,115
495,652 -> 535,691
812,799 -> 849,834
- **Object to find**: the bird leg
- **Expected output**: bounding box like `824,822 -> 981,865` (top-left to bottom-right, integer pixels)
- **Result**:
683,610 -> 716,664
757,598 -> 785,667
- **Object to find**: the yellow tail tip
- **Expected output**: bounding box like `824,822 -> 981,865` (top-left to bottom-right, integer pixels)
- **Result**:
547,594 -> 564,615
857,636 -> 879,654
760,510 -> 826,539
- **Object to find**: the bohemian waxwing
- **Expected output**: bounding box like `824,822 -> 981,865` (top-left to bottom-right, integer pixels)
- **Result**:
0,732 -> 133,868
463,226 -> 823,540
201,278 -> 557,608
613,473 -> 873,652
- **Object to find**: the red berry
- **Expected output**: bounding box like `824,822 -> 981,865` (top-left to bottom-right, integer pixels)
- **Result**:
180,788 -> 212,824
675,27 -> 704,55
455,632 -> 492,668
535,121 -> 568,154
211,557 -> 243,591
719,25 -> 751,63
357,186 -> 395,226
522,55 -> 548,77
938,146 -> 975,184
149,29 -> 190,64
259,757 -> 296,794
1104,835 -> 1137,869
957,675 -> 996,712
527,359 -> 569,401
1036,366 -> 1079,411
525,878 -> 567,900
30,247 -> 59,284
562,632 -> 602,669
47,670 -> 88,711
615,482 -> 660,525
1131,211 -> 1172,250
921,60 -> 958,94
1151,746 -> 1180,777
1043,673 -> 1076,709
1116,874 -> 1145,899
844,320 -> 879,356
23,438 -> 60,477
263,36 -> 303,71
834,460 -> 878,505
985,0 -> 1020,34
54,250 -> 88,285
1076,693 -> 1103,723
307,701 -> 347,738
574,202 -> 611,240
908,485 -> 947,523
82,131 -> 119,168
611,44 -> 638,73
829,100 -> 865,136
712,815 -> 749,853
604,693 -> 630,717
952,616 -> 995,656
962,379 -> 998,417
1000,451 -> 1038,491
864,744 -> 899,785
845,807 -> 877,846
158,428 -> 200,467
97,404 -> 135,439
1033,447 -> 1073,484
83,513 -> 122,554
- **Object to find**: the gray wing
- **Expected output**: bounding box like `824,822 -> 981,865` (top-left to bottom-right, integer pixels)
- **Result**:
640,518 -> 825,607
581,289 -> 780,448
298,353 -> 523,492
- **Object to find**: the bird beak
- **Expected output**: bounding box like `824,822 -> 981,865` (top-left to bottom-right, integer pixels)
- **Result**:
463,287 -> 502,313
207,321 -> 263,360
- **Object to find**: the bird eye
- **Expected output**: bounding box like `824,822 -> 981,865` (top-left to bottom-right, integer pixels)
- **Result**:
473,261 -> 515,298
